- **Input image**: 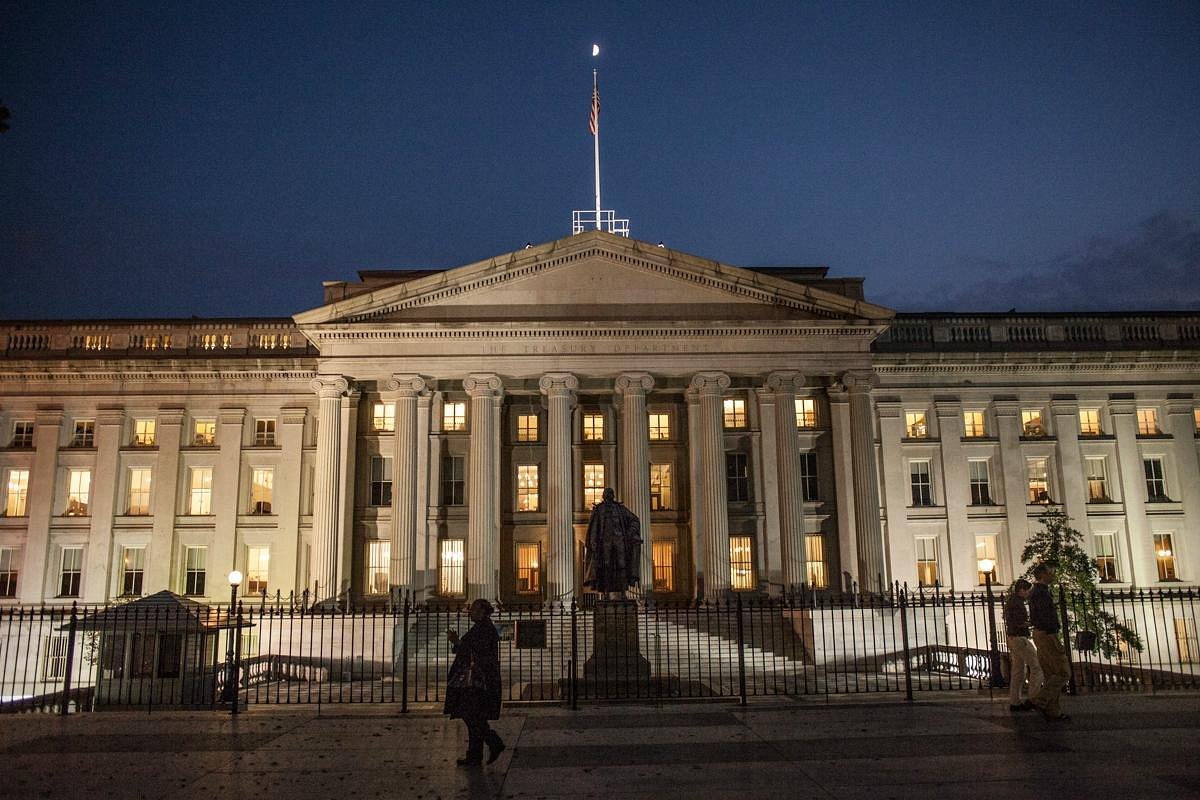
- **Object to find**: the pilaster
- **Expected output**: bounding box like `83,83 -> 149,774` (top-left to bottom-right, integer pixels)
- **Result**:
83,407 -> 125,602
1109,394 -> 1153,585
147,407 -> 184,592
993,398 -> 1031,577
20,408 -> 63,602
276,407 -> 307,596
211,407 -> 246,595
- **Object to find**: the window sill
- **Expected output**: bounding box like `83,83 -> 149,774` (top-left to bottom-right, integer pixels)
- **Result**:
1136,433 -> 1173,440
961,436 -> 999,443
1019,436 -> 1056,443
121,445 -> 159,452
901,437 -> 939,444
1078,434 -> 1115,441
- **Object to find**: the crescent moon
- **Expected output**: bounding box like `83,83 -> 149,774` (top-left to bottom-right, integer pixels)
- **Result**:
592,44 -> 600,57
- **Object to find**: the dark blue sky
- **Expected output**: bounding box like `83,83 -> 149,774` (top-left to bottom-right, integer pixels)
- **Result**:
2,1 -> 1198,319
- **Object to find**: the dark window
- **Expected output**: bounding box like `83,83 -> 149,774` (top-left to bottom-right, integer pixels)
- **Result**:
442,456 -> 465,506
726,453 -> 750,502
370,456 -> 393,506
156,634 -> 182,678
799,451 -> 819,502
910,462 -> 933,507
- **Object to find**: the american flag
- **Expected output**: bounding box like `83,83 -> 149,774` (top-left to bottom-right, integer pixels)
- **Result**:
588,81 -> 600,136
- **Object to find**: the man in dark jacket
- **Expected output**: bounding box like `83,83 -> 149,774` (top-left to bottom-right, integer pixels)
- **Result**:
1004,578 -> 1043,711
583,488 -> 642,598
1028,563 -> 1070,721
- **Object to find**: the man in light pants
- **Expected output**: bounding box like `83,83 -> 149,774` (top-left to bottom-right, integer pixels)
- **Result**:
1003,578 -> 1043,711
1029,563 -> 1071,721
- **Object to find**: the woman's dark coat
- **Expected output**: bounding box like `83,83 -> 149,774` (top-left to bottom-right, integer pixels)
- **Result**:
443,619 -> 502,720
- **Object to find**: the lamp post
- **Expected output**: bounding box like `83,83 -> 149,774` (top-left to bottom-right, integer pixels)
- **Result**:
979,558 -> 1004,689
223,570 -> 242,709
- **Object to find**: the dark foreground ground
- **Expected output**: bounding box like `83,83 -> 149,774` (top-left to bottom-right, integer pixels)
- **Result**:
1,692 -> 1197,799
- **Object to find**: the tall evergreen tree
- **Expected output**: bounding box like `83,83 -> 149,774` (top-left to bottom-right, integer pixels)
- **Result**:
1020,508 -> 1142,658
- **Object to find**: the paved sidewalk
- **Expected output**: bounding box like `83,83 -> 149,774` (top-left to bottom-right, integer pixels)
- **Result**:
1,693 -> 1197,799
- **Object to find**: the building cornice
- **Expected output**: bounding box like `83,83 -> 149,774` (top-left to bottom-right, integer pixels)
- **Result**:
0,369 -> 318,384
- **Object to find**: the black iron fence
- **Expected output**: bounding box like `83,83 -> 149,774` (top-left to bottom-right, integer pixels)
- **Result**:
2,586 -> 1196,713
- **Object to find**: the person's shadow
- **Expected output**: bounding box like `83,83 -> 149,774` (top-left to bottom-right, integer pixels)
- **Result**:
464,765 -> 503,799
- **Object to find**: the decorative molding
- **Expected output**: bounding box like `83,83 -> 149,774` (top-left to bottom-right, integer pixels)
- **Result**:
157,407 -> 187,426
218,407 -> 246,425
689,371 -> 731,394
310,375 -> 350,398
280,407 -> 309,425
764,370 -> 805,394
538,372 -> 579,397
463,373 -> 504,397
0,369 -> 317,384
614,372 -> 655,395
305,324 -> 878,344
386,374 -> 429,397
874,360 -> 1200,376
841,370 -> 879,392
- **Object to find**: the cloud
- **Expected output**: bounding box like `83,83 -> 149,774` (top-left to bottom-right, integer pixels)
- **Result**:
894,211 -> 1200,312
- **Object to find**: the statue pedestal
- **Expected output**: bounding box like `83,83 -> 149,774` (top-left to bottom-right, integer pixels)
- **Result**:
583,599 -> 652,697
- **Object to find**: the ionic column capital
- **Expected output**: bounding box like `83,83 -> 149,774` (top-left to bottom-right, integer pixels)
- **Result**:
311,375 -> 350,399
840,370 -> 878,393
690,371 -> 730,395
387,373 -> 430,397
615,372 -> 655,396
764,371 -> 805,395
538,372 -> 579,398
464,373 -> 504,398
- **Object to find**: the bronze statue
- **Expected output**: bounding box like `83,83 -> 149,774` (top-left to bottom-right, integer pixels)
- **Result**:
583,487 -> 643,598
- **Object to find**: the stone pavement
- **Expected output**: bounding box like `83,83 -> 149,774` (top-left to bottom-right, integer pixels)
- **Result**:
1,693 -> 1197,799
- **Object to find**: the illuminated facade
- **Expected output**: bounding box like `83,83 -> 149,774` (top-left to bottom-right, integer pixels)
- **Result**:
1,231 -> 1198,605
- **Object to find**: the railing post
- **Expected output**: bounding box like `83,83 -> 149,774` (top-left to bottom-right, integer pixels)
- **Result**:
735,591 -> 747,706
570,598 -> 579,711
60,603 -> 79,716
232,601 -> 244,715
400,591 -> 411,714
898,583 -> 913,702
1059,584 -> 1076,696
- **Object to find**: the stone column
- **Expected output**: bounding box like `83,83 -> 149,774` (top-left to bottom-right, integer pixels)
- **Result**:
685,388 -> 704,598
465,374 -> 503,600
935,399 -> 974,589
1165,395 -> 1200,582
540,373 -> 578,600
993,398 -> 1031,574
310,375 -> 349,602
1050,396 -> 1090,535
336,389 -> 360,601
211,407 -> 246,596
843,371 -> 887,593
147,407 -> 184,593
276,407 -> 307,596
1109,394 -> 1153,584
764,372 -> 807,589
83,407 -> 125,602
388,374 -> 429,594
691,372 -> 731,596
827,387 -> 858,592
616,372 -> 655,593
19,408 -> 63,603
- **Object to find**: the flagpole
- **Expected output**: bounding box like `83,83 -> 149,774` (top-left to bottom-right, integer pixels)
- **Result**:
593,68 -> 601,230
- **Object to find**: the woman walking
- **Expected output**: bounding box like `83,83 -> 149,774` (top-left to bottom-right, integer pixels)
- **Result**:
445,598 -> 506,766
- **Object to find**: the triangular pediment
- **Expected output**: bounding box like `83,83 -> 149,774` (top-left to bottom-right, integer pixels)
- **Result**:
294,231 -> 894,326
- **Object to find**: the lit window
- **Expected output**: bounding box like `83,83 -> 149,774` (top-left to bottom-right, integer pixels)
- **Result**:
372,403 -> 395,432
799,451 -> 818,501
1144,458 -> 1169,501
583,413 -> 604,441
1021,410 -> 1045,437
726,453 -> 750,502
1027,458 -> 1050,503
184,546 -> 207,596
909,461 -> 933,507
366,541 -> 391,594
246,546 -> 269,595
648,412 -> 670,440
254,418 -> 276,446
583,463 -> 605,507
729,535 -> 754,590
66,468 -> 91,516
1079,409 -> 1102,436
59,546 -> 83,597
1137,408 -> 1160,436
516,542 -> 540,594
904,411 -> 928,439
188,467 -> 213,515
915,537 -> 940,587
369,457 -> 392,506
441,456 -> 465,505
71,420 -> 95,448
133,418 -> 156,446
250,467 -> 274,514
652,540 -> 675,591
517,465 -> 540,511
968,459 -> 992,505
1154,533 -> 1178,581
723,398 -> 746,429
1194,409 -> 1200,434
0,547 -> 20,597
1094,533 -> 1118,583
443,401 -> 467,432
127,467 -> 152,515
11,420 -> 34,448
440,539 -> 465,596
4,468 -> 30,517
517,414 -> 539,442
1085,457 -> 1109,502
1174,618 -> 1197,664
649,463 -> 672,510
975,535 -> 999,585
963,411 -> 986,438
805,534 -> 827,589
795,398 -> 817,429
121,547 -> 145,596
193,419 -> 216,446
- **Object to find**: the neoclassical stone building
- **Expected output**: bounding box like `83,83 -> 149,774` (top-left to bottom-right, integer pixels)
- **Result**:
0,231 -> 1197,606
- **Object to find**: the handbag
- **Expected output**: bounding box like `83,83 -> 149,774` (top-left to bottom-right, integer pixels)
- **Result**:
448,651 -> 488,691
